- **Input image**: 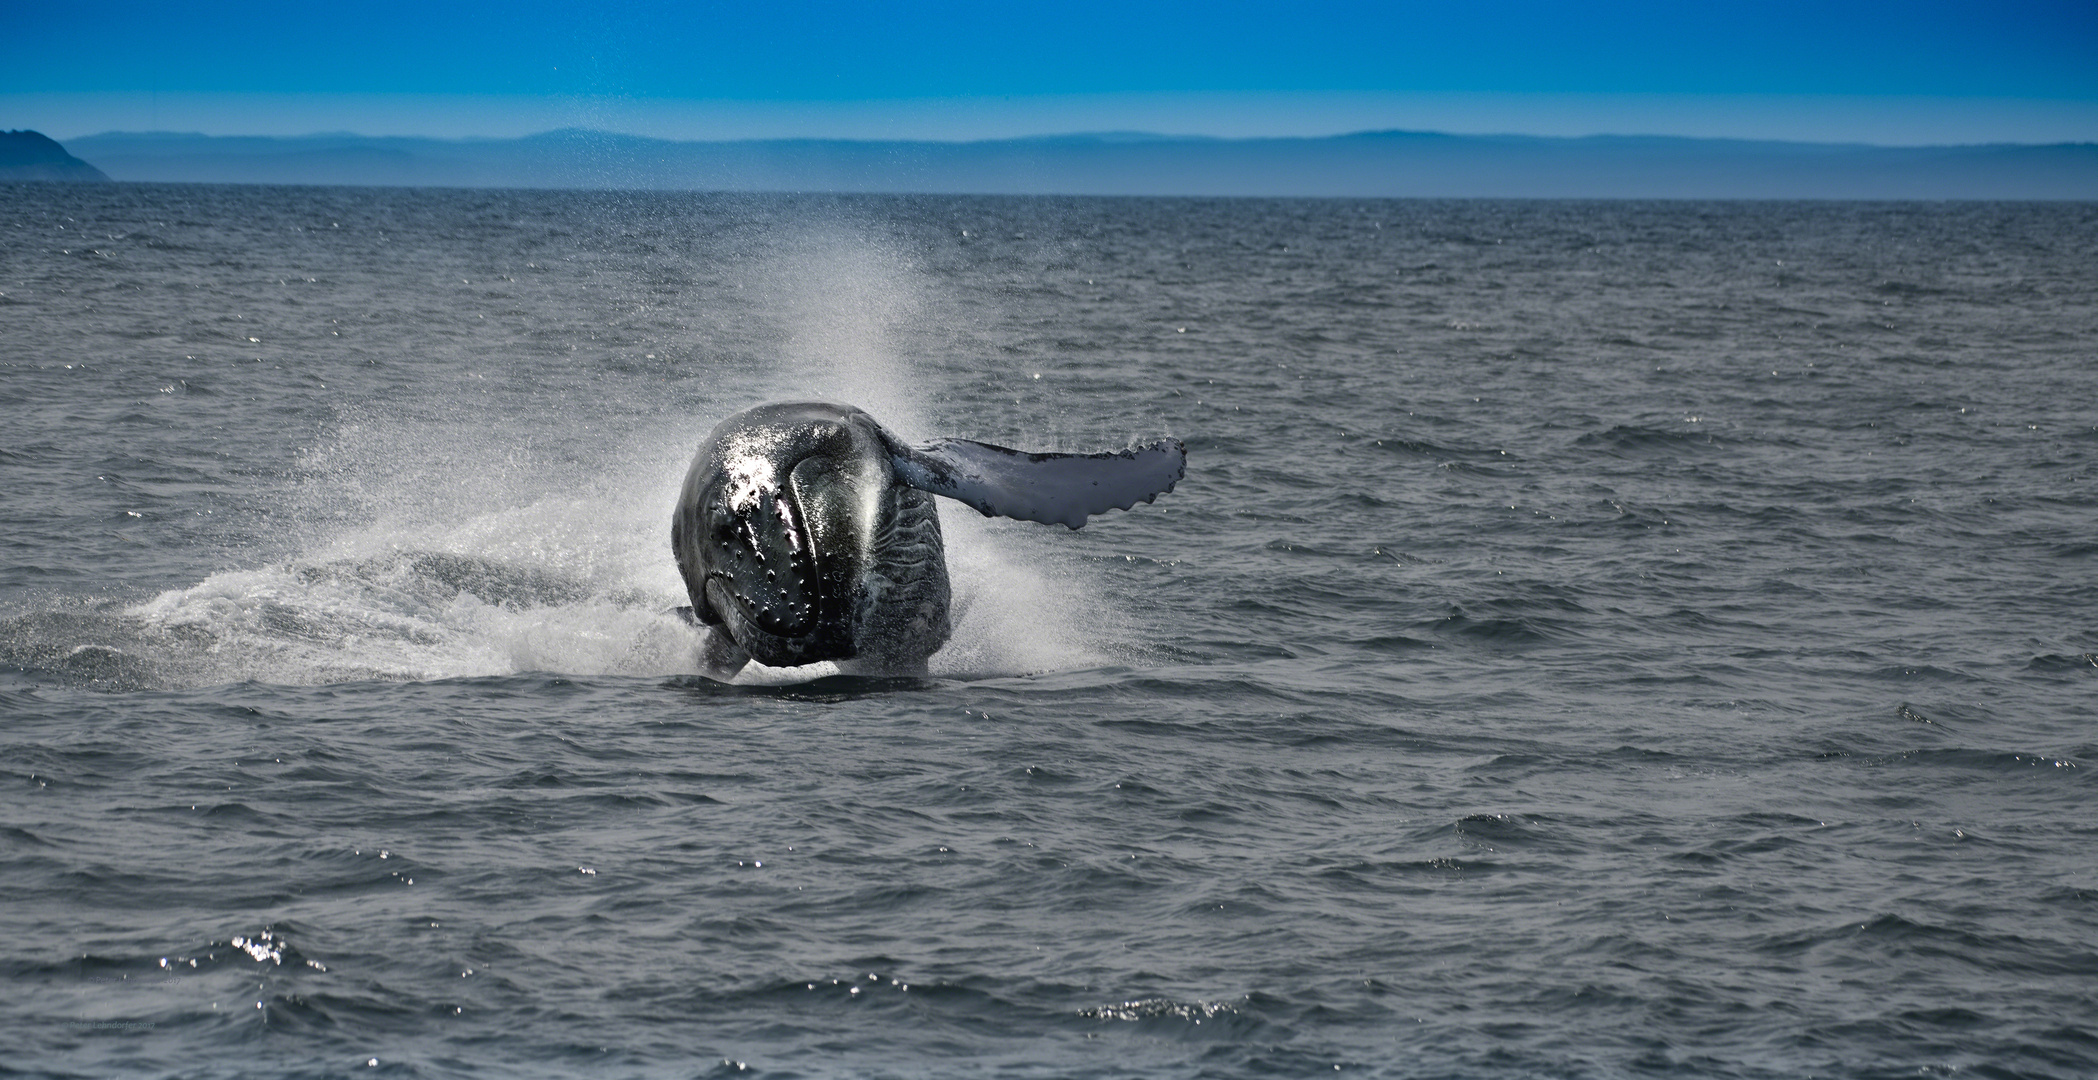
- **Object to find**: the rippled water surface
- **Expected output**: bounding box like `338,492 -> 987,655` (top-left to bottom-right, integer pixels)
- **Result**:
3,185 -> 2095,1078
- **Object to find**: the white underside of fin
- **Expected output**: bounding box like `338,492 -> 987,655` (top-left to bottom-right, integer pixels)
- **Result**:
891,437 -> 1187,529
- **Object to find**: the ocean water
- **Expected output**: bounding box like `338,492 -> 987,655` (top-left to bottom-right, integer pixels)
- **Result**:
2,184 -> 2094,1079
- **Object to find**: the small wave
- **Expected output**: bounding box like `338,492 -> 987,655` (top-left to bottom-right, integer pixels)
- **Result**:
1311,856 -> 1494,884
1411,811 -> 1571,854
1871,279 -> 1950,298
26,922 -> 330,986
1871,664 -> 1984,684
1359,633 -> 1435,654
1572,423 -> 1728,456
1080,996 -> 1244,1028
1435,459 -> 1524,478
770,969 -> 924,1006
1364,435 -> 1495,460
1423,603 -> 1567,647
1805,912 -> 2098,978
1874,747 -> 2081,774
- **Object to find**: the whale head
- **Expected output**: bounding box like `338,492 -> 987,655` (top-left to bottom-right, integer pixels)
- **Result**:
671,401 -> 951,670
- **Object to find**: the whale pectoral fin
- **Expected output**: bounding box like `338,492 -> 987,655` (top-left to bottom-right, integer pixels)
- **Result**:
890,436 -> 1187,529
697,625 -> 751,682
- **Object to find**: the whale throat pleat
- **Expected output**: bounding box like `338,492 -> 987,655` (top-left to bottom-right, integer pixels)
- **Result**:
850,486 -> 951,665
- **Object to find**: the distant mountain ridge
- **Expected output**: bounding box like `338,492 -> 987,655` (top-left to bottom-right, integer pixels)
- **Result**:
62,128 -> 2098,198
0,130 -> 112,182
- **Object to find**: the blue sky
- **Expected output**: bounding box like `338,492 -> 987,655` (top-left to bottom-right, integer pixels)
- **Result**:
5,0 -> 2095,143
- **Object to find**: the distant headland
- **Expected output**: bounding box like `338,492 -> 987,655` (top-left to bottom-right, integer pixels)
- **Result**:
0,130 -> 112,182
28,128 -> 2098,198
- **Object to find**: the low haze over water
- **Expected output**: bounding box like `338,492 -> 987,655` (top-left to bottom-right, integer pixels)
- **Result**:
2,184 -> 2095,1078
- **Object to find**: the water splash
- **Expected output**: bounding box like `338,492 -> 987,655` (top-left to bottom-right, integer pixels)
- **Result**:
690,224 -> 1119,681
5,219 -> 1126,688
745,225 -> 931,432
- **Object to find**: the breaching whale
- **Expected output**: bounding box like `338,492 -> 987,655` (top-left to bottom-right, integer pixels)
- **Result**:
671,401 -> 1185,680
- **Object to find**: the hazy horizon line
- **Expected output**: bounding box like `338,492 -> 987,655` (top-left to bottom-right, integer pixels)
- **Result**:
15,89 -> 2098,149
62,126 -> 2098,152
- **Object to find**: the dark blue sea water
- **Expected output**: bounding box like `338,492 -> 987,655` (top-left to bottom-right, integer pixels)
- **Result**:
3,184 -> 2095,1079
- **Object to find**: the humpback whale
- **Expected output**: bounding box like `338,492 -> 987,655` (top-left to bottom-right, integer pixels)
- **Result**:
671,401 -> 1185,680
